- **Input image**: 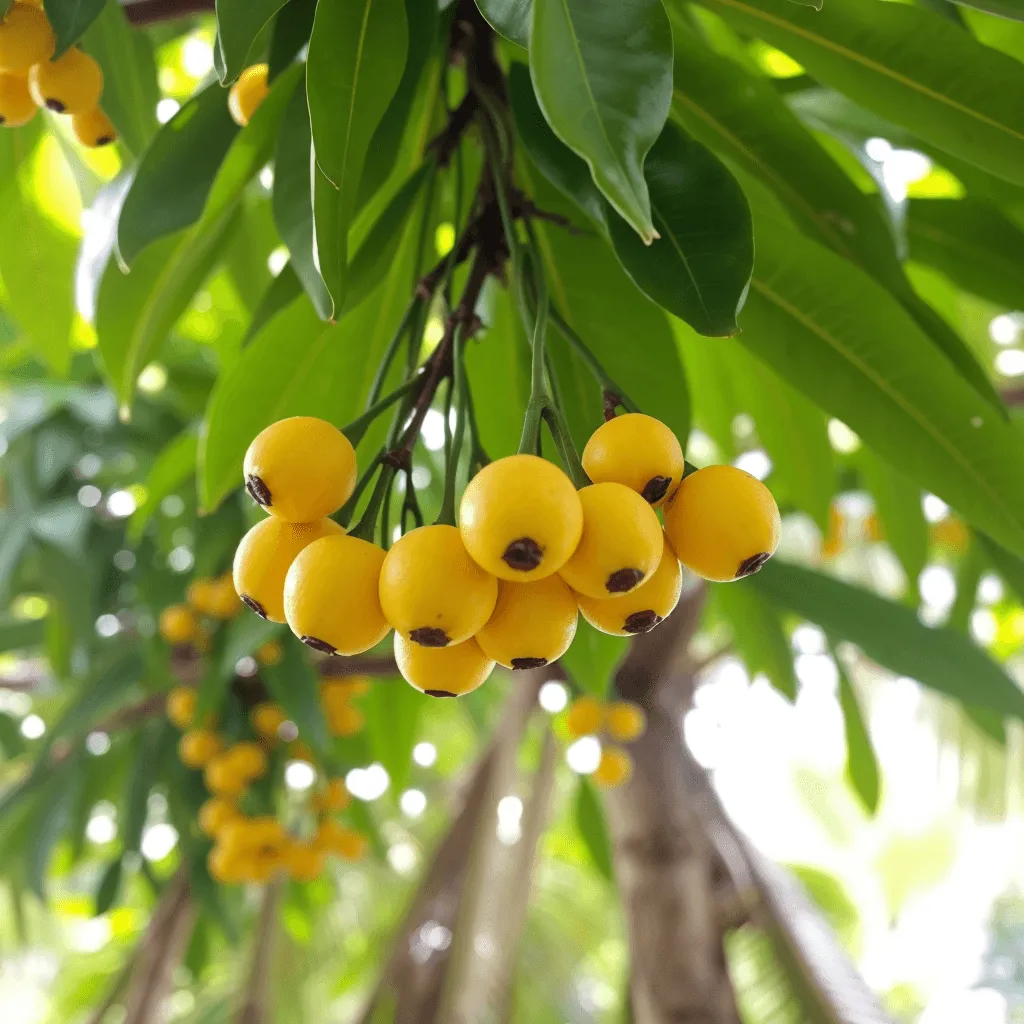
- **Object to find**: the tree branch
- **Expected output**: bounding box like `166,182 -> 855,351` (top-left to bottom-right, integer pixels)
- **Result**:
236,878 -> 284,1024
121,0 -> 214,25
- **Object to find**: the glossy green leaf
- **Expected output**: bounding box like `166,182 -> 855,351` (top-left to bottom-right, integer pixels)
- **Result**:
49,650 -> 143,745
530,0 -> 672,242
0,0 -> 12,15
575,777 -> 614,881
858,448 -> 927,591
26,751 -> 84,898
0,712 -> 26,759
363,681 -> 421,794
307,0 -> 408,314
94,858 -> 122,916
560,619 -> 627,698
216,0 -> 289,83
702,0 -> 1024,188
127,432 -> 198,544
978,533 -> 1024,605
261,642 -> 329,754
477,0 -> 531,46
80,1 -> 158,158
44,0 -> 107,55
713,580 -> 796,699
834,650 -> 880,815
739,222 -> 1024,558
950,0 -> 1024,19
122,720 -> 172,853
245,263 -> 302,344
672,325 -> 739,459
749,560 -> 1024,719
907,198 -> 1024,311
269,0 -> 316,79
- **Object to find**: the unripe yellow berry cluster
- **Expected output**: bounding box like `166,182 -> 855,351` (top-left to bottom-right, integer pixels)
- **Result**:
227,63 -> 268,127
231,413 -> 780,699
0,2 -> 114,144
564,695 -> 646,789
157,573 -> 243,651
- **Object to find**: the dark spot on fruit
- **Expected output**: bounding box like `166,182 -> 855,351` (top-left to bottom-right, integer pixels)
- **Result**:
96,134 -> 115,146
301,635 -> 337,654
511,657 -> 548,670
425,689 -> 456,698
410,626 -> 450,647
502,536 -> 543,572
241,595 -> 267,619
45,99 -> 65,113
606,568 -> 644,594
0,116 -> 6,126
641,475 -> 672,504
245,474 -> 272,507
624,610 -> 661,634
737,552 -> 770,578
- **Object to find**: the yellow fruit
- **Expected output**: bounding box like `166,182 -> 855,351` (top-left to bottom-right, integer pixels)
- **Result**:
474,576 -> 578,670
289,740 -> 315,762
165,686 -> 197,729
241,816 -> 288,882
187,578 -> 217,614
199,798 -> 238,837
70,106 -> 115,147
233,516 -> 344,623
225,741 -> 267,780
321,674 -> 370,697
326,701 -> 364,737
178,729 -> 222,768
0,3 -> 54,74
663,466 -> 780,582
256,640 -> 282,666
0,71 -> 35,126
459,454 -> 584,581
207,576 -> 243,619
252,703 -> 286,740
312,778 -> 350,811
582,413 -> 684,506
577,535 -> 682,636
228,62 -> 268,127
284,534 -> 390,655
558,483 -> 663,600
204,755 -> 249,797
379,525 -> 497,647
565,696 -> 604,738
314,822 -> 368,861
592,746 -> 633,788
208,844 -> 247,884
285,841 -> 325,881
394,633 -> 494,698
159,604 -> 196,644
28,47 -> 103,114
243,416 -> 356,522
604,702 -> 647,742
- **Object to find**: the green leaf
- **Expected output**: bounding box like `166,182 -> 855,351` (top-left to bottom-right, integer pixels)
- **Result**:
245,263 -> 303,344
48,650 -> 143,745
739,222 -> 1024,558
216,0 -> 289,83
261,642 -> 330,754
672,326 -> 739,459
530,0 -> 671,243
477,0 -> 531,47
94,858 -> 122,916
26,751 -> 84,899
560,619 -> 627,697
44,0 -> 107,55
127,432 -> 198,544
949,0 -> 1024,20
307,0 -> 408,314
907,198 -> 1024,311
80,1 -> 158,158
701,0 -> 1024,188
978,533 -> 1024,605
858,448 -> 927,591
712,581 -> 796,699
575,777 -> 614,881
0,616 -> 44,654
269,0 -> 316,79
833,650 -> 880,815
200,218 -> 419,512
117,84 -> 239,266
122,720 -> 172,853
749,560 -> 1024,719
0,712 -> 26,759
362,680 -> 421,794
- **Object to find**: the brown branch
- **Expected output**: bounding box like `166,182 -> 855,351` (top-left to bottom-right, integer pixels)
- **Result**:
121,0 -> 214,25
236,878 -> 284,1024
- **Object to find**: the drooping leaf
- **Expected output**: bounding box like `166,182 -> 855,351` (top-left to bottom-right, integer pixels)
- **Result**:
530,0 -> 672,242
575,777 -> 614,881
833,649 -> 880,815
560,619 -> 627,697
0,712 -> 26,759
26,750 -> 84,899
739,222 -> 1024,558
94,858 -> 123,916
268,0 -> 316,79
307,0 -> 408,313
477,0 -> 531,47
43,0 -> 107,55
0,617 -> 45,654
48,649 -> 143,745
122,720 -> 173,854
215,0 -> 290,83
261,641 -> 330,754
672,325 -> 740,459
702,0 -> 1024,188
362,680 -> 422,794
948,0 -> 1024,20
128,432 -> 198,544
978,533 -> 1024,605
244,264 -> 303,344
749,560 -> 1024,720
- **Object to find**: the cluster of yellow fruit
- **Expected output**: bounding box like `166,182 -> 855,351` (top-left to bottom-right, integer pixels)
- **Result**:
231,412 -> 780,698
227,63 -> 268,127
564,696 -> 646,789
157,572 -> 243,650
0,1 -> 114,145
167,685 -> 368,885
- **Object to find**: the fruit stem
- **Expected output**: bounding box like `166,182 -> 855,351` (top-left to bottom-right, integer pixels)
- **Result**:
350,464 -> 397,542
337,447 -> 386,528
343,375 -> 424,447
437,335 -> 469,526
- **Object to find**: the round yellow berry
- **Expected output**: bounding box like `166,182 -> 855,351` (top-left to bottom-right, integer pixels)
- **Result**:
582,413 -> 684,506
186,578 -> 217,614
284,534 -> 390,655
326,701 -> 364,737
558,483 -> 663,600
0,3 -> 54,74
256,640 -> 282,666
28,47 -> 103,115
178,728 -> 222,768
314,822 -> 368,861
208,843 -> 247,883
207,576 -> 243,619
233,516 -> 344,623
663,466 -> 780,582
199,797 -> 238,837
284,841 -> 325,881
604,702 -> 646,742
0,71 -> 35,126
592,746 -> 633,788
474,575 -> 577,671
251,703 -> 286,740
459,454 -> 584,581
394,633 -> 494,698
166,686 -> 197,729
313,778 -> 350,811
565,696 -> 604,738
204,755 -> 249,798
228,63 -> 268,127
379,524 -> 497,648
577,534 -> 682,636
159,604 -> 196,645
243,416 -> 356,523
70,106 -> 116,147
225,741 -> 267,780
